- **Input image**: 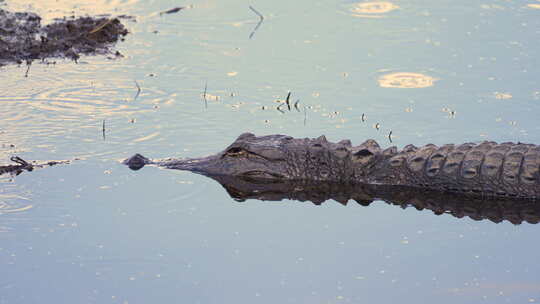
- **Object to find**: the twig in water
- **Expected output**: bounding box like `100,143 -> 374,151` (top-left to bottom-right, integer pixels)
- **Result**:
285,91 -> 291,111
89,19 -> 113,34
303,105 -> 307,126
248,6 -> 264,39
160,7 -> 184,16
203,81 -> 208,109
294,99 -> 300,112
102,119 -> 106,140
361,113 -> 365,122
134,80 -> 141,100
277,103 -> 285,114
388,130 -> 393,143
24,61 -> 31,78
10,156 -> 29,167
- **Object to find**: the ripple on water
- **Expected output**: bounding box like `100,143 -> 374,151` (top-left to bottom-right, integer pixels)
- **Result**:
0,200 -> 33,215
377,72 -> 437,88
0,63 -> 179,159
0,184 -> 33,216
1,75 -> 172,123
1,62 -> 173,118
342,1 -> 399,18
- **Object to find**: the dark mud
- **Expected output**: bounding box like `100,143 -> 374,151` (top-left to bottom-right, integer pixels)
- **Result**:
0,8 -> 128,66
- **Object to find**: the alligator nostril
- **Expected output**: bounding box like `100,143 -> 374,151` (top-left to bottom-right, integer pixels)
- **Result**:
124,153 -> 149,170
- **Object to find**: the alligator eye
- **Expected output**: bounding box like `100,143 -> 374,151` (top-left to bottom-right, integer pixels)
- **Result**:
226,147 -> 248,157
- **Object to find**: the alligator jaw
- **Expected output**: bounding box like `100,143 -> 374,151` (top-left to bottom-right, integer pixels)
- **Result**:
123,153 -> 222,175
159,154 -> 220,174
124,152 -> 287,179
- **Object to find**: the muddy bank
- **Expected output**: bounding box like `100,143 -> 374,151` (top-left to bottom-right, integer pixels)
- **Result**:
0,8 -> 128,66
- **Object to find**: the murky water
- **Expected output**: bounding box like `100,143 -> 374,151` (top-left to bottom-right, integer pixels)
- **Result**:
1,0 -> 540,303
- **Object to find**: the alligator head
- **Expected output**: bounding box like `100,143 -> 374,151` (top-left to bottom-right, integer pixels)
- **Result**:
123,132 -> 388,182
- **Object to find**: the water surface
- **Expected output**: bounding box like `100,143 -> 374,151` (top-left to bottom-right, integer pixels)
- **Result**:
1,0 -> 540,303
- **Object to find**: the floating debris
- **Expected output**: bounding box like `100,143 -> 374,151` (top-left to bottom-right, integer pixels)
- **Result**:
160,7 -> 184,15
378,72 -> 437,88
442,107 -> 457,118
1,156 -> 71,177
134,80 -> 141,100
202,81 -> 208,108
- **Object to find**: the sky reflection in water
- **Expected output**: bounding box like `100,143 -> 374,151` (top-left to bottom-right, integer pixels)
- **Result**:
1,0 -> 540,303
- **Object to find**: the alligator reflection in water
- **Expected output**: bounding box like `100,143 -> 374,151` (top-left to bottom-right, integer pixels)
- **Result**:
210,175 -> 540,225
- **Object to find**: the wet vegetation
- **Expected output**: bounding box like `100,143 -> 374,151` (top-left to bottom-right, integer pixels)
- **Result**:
0,156 -> 70,177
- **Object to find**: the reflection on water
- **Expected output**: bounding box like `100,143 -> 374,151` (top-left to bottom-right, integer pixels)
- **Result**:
349,2 -> 399,18
527,4 -> 540,9
494,92 -> 513,100
448,282 -> 540,297
205,175 -> 540,225
0,64 -> 179,160
2,0 -> 540,303
133,131 -> 160,142
0,180 -> 33,217
0,200 -> 33,215
29,81 -> 170,117
5,0 -> 141,22
378,72 -> 437,88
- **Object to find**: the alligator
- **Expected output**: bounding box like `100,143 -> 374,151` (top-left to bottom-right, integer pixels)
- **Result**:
209,175 -> 540,225
0,8 -> 128,66
124,133 -> 540,199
